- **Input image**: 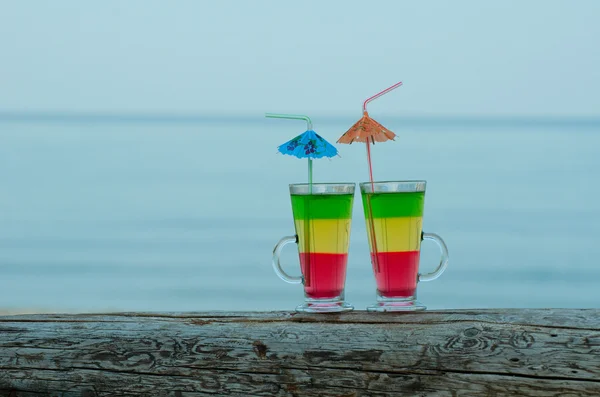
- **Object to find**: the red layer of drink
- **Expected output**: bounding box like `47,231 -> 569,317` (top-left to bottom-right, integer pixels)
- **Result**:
370,251 -> 420,297
299,253 -> 348,299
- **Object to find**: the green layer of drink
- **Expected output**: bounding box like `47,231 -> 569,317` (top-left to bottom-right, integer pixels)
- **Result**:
291,194 -> 354,220
361,191 -> 425,218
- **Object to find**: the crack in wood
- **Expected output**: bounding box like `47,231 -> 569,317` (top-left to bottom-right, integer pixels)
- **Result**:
2,361 -> 600,385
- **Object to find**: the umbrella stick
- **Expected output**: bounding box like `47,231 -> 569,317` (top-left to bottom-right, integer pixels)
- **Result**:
366,141 -> 375,187
308,159 -> 313,193
365,141 -> 380,272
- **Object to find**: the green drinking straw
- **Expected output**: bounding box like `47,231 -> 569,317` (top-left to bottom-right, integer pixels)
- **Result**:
265,113 -> 314,189
266,113 -> 315,286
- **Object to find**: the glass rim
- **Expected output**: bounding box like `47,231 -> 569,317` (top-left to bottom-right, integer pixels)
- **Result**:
359,180 -> 426,193
289,182 -> 356,195
290,182 -> 356,188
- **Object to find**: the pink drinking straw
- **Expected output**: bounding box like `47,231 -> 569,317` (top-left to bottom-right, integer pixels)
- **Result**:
361,81 -> 403,273
337,82 -> 403,272
363,81 -> 403,113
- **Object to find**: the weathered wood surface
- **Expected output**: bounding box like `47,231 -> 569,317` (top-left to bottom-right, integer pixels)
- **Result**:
0,309 -> 599,396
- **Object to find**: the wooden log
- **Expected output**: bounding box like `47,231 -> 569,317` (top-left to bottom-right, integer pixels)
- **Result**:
0,309 -> 599,396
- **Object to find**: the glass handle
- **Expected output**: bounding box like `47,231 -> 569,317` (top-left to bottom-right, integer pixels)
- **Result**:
418,232 -> 449,282
272,235 -> 303,284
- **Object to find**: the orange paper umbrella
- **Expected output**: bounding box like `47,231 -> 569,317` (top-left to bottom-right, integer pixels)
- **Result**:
338,81 -> 403,273
337,111 -> 396,144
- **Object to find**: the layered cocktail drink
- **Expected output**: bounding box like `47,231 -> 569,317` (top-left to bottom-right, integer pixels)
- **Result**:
360,181 -> 448,311
272,183 -> 355,312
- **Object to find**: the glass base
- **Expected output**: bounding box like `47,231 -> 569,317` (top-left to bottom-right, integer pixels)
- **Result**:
366,296 -> 426,312
295,298 -> 354,313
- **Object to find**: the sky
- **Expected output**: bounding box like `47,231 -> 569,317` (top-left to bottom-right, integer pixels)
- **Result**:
1,0 -> 599,117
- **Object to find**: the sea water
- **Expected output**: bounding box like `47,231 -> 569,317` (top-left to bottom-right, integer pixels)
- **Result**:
0,115 -> 598,312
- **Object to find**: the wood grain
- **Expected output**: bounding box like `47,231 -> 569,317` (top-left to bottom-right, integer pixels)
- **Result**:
0,309 -> 599,396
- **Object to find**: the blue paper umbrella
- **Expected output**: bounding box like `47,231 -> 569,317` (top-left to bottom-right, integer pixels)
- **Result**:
277,130 -> 338,159
266,113 -> 339,187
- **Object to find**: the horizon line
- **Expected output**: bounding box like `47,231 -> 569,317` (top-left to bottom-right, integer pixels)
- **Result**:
1,111 -> 599,124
